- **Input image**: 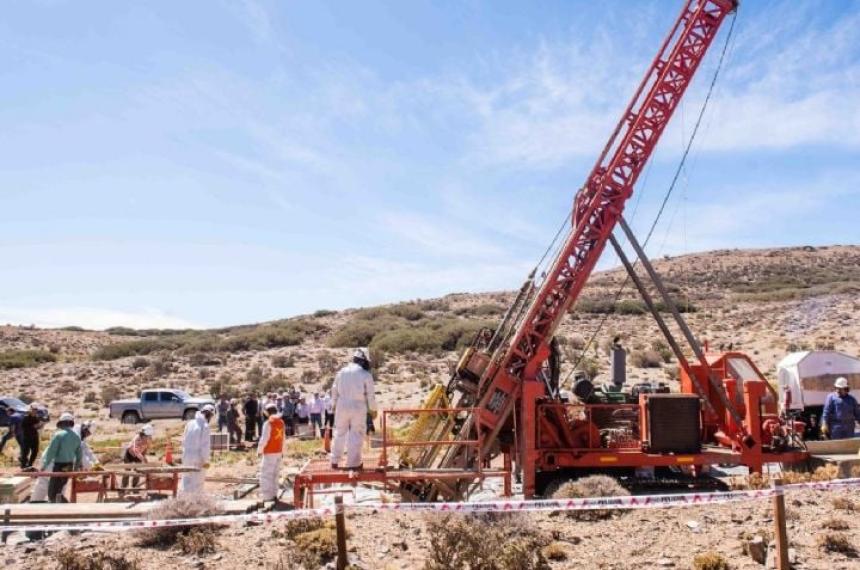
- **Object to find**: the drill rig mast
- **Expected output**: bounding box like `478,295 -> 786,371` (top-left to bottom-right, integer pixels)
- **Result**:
430,0 -> 782,497
292,0 -> 810,508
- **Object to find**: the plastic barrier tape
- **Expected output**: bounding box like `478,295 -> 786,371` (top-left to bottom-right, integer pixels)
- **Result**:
4,477 -> 860,533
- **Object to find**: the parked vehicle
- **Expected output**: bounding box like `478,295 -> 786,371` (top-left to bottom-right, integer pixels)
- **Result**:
108,389 -> 215,424
0,397 -> 49,426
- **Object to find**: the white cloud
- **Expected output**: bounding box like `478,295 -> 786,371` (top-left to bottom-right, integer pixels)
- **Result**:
424,5 -> 860,168
0,307 -> 200,331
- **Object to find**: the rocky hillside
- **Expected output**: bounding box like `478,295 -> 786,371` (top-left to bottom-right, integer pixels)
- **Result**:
1,244 -> 858,418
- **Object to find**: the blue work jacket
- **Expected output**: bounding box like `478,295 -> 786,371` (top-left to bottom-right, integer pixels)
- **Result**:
822,392 -> 860,439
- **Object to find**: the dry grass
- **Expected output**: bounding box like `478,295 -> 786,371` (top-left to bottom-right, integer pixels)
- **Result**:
821,517 -> 850,531
817,533 -> 858,557
831,496 -> 857,512
551,475 -> 630,521
176,526 -> 218,555
732,465 -> 841,490
273,516 -> 326,540
55,548 -> 140,570
541,541 -> 569,561
136,495 -> 222,549
692,551 -> 730,570
424,514 -> 550,570
294,526 -> 338,564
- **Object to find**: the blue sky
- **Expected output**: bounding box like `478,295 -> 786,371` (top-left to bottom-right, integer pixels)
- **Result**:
1,0 -> 858,330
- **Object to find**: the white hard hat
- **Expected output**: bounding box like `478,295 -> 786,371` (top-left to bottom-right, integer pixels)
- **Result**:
140,424 -> 155,437
265,402 -> 278,412
82,420 -> 96,433
201,404 -> 216,414
835,377 -> 849,389
59,412 -> 75,424
353,348 -> 371,363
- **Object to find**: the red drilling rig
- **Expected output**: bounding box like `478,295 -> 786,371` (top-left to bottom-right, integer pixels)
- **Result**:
293,0 -> 809,507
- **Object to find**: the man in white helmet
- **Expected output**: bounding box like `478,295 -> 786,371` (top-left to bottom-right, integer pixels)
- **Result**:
179,404 -> 215,495
821,377 -> 860,440
330,348 -> 377,469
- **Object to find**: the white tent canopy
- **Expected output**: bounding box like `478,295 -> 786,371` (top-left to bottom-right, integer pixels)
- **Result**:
777,350 -> 860,410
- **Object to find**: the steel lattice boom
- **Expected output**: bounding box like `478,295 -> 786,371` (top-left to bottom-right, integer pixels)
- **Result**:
470,0 -> 738,452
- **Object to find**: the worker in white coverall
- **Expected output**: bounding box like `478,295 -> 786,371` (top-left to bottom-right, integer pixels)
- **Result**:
179,404 -> 215,495
330,348 -> 377,469
257,402 -> 286,502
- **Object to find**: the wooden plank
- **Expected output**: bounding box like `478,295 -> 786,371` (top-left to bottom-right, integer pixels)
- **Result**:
806,439 -> 860,455
233,482 -> 259,500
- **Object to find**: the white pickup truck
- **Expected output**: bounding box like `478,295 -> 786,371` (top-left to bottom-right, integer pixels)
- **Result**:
108,389 -> 215,424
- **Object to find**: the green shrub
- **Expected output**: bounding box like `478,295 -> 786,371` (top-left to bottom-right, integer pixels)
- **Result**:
368,318 -> 490,355
615,299 -> 647,315
313,309 -> 336,318
371,328 -> 441,353
92,337 -> 180,360
94,320 -> 323,361
389,303 -> 425,321
328,316 -> 398,348
473,303 -> 505,316
0,349 -> 58,370
574,297 -> 696,315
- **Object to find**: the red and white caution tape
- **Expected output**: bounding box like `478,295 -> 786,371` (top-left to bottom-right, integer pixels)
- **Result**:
356,488 -> 780,514
4,477 -> 860,533
0,507 -> 332,533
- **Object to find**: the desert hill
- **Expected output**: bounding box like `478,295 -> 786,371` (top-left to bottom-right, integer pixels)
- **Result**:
1,244 -> 858,418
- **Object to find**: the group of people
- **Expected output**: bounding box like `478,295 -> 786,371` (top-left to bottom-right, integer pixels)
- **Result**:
178,347 -> 378,502
0,348 -> 379,504
216,389 -> 335,445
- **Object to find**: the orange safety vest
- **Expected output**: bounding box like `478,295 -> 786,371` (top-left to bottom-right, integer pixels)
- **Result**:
263,416 -> 285,454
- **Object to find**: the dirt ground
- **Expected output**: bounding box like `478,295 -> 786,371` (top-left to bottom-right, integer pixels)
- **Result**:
3,486 -> 860,569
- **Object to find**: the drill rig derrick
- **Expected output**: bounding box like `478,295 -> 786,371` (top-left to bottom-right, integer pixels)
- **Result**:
293,0 -> 811,508
290,0 -> 812,509
418,0 -> 745,498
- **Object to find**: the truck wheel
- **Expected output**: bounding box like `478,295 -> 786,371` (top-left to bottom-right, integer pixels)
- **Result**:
183,409 -> 197,421
122,411 -> 140,425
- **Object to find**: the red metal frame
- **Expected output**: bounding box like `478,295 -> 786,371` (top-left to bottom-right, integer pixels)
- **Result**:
469,0 -> 739,453
294,0 -> 811,504
292,407 -> 511,508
